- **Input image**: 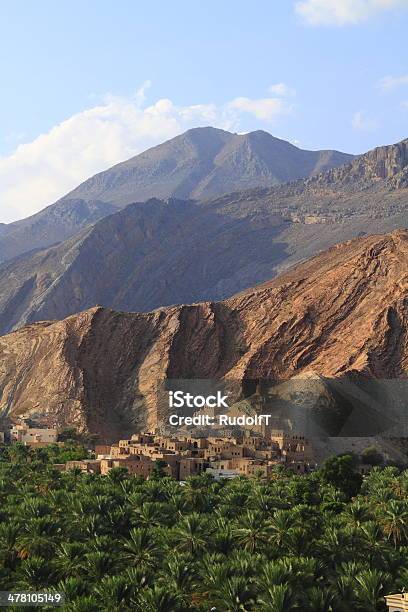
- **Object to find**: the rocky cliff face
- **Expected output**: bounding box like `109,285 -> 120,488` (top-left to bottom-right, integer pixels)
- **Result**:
308,138 -> 408,189
0,230 -> 407,440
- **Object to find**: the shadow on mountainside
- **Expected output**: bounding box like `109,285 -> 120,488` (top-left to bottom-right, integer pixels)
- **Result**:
0,199 -> 291,335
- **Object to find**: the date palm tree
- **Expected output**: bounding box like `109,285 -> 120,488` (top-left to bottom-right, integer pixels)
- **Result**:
105,506 -> 132,535
56,576 -> 88,600
16,516 -> 57,558
134,501 -> 164,527
54,542 -> 86,579
381,499 -> 408,548
0,523 -> 19,569
359,521 -> 389,563
121,527 -> 159,570
218,489 -> 250,519
81,551 -> 118,582
63,595 -> 100,612
317,526 -> 351,567
282,557 -> 322,591
354,568 -> 391,611
212,516 -> 236,554
173,512 -> 209,556
287,526 -> 312,556
344,501 -> 370,529
161,554 -> 195,589
157,554 -> 197,607
257,583 -> 299,612
304,586 -> 334,612
81,513 -> 105,538
213,575 -> 255,612
16,556 -> 53,589
198,552 -> 228,589
233,510 -> 270,553
268,510 -> 298,550
134,584 -> 184,612
93,574 -> 134,610
8,443 -> 31,463
182,476 -> 214,512
330,575 -> 359,612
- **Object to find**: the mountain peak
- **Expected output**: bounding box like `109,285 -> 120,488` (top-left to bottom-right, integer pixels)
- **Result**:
61,126 -> 353,207
242,129 -> 295,143
182,125 -> 234,136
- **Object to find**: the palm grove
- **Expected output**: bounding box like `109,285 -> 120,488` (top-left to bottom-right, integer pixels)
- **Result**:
0,446 -> 407,611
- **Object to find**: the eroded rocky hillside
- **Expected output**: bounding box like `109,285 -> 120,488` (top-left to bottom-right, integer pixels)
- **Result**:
0,230 -> 407,440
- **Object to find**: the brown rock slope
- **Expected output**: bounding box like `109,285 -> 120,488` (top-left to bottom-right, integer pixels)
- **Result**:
0,230 -> 407,440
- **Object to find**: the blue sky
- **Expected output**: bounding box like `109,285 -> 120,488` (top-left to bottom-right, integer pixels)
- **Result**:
1,0 -> 408,222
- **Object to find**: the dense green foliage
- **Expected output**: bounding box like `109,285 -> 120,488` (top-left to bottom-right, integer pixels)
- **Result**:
0,453 -> 407,611
0,442 -> 90,464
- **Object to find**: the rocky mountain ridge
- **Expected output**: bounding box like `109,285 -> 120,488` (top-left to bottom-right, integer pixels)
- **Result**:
64,127 -> 353,205
303,137 -> 408,190
0,151 -> 407,336
0,127 -> 352,263
0,135 -> 406,336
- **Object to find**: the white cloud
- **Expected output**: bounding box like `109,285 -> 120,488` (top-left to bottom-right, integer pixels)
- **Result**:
378,74 -> 408,91
352,111 -> 378,131
269,82 -> 296,97
0,88 -> 294,223
295,0 -> 408,25
227,97 -> 294,121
